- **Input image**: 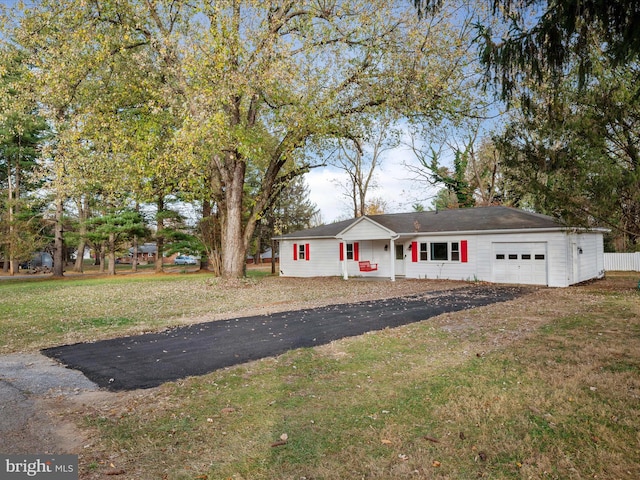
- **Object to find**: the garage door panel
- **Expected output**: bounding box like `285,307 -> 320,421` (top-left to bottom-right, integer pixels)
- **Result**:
493,243 -> 547,285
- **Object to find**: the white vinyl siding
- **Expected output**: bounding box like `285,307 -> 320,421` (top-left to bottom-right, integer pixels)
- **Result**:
569,232 -> 606,283
279,239 -> 340,277
279,227 -> 605,287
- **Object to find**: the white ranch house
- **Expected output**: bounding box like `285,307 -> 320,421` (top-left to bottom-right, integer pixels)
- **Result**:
276,206 -> 606,287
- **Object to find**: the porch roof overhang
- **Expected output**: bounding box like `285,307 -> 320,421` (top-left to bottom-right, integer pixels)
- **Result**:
336,216 -> 399,241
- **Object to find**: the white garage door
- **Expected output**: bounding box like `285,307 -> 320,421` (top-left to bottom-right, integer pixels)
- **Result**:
492,242 -> 548,285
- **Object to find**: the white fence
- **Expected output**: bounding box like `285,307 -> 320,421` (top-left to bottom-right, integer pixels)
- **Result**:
604,252 -> 640,271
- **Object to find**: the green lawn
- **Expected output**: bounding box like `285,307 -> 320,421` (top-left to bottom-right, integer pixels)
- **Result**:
1,272 -> 638,479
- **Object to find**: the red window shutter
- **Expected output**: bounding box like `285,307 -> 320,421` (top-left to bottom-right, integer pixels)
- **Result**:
411,242 -> 418,262
339,243 -> 344,261
293,243 -> 298,261
461,240 -> 468,263
305,243 -> 310,261
354,242 -> 359,261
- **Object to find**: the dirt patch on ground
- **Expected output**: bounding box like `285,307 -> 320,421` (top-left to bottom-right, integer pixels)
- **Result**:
0,353 -> 101,454
1,273 -> 636,469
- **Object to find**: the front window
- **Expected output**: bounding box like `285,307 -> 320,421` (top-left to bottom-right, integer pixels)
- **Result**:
451,242 -> 460,261
414,241 -> 464,262
430,242 -> 448,261
299,244 -> 306,260
346,243 -> 354,260
419,242 -> 428,261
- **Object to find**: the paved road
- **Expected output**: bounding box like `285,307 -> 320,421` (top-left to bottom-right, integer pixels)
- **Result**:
0,353 -> 98,454
42,286 -> 528,391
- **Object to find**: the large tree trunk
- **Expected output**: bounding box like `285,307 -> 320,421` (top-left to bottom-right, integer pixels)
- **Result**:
199,200 -> 222,274
74,238 -> 86,273
7,157 -> 17,275
73,196 -> 89,272
131,235 -> 138,273
98,243 -> 106,273
220,160 -> 248,279
53,197 -> 64,277
216,145 -> 300,278
155,196 -> 164,273
108,231 -> 116,275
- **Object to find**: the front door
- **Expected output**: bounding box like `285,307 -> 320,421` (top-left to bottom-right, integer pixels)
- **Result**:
395,244 -> 405,276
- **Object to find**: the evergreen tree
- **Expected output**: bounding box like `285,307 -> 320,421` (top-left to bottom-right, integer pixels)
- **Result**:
495,57 -> 640,250
0,49 -> 49,273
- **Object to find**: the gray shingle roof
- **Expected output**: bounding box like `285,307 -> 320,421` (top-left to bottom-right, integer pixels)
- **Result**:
279,206 -> 564,239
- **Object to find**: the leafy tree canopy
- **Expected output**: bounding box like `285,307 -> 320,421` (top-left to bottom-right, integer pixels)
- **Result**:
415,0 -> 640,100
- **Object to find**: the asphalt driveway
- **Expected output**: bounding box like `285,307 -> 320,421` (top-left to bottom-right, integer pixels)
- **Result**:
42,285 -> 529,391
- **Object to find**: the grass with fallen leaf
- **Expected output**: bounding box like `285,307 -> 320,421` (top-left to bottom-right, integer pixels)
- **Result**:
0,268 -> 449,354
1,270 -> 639,478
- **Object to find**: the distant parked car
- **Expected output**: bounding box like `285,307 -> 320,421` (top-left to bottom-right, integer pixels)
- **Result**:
19,251 -> 54,272
174,255 -> 197,265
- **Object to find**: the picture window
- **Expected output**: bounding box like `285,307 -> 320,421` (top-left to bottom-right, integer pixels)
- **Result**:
430,242 -> 448,261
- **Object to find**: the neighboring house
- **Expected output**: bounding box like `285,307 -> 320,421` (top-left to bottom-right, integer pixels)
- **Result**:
261,247 -> 279,263
122,243 -> 194,265
120,243 -> 158,264
246,248 -> 279,264
276,206 -> 607,287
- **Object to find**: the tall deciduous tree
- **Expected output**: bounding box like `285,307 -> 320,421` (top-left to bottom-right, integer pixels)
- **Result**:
411,141 -> 476,209
406,126 -> 478,209
331,117 -> 400,218
406,123 -> 516,209
7,0 -> 475,278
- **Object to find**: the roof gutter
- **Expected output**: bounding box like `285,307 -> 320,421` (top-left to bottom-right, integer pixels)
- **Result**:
275,226 -> 609,241
395,227 -> 609,237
